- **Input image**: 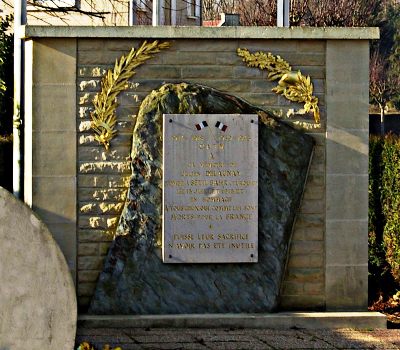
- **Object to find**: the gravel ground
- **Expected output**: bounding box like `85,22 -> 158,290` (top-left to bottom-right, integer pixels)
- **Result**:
75,327 -> 400,349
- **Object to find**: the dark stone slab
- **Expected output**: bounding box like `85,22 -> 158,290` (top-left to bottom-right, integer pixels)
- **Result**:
89,83 -> 314,314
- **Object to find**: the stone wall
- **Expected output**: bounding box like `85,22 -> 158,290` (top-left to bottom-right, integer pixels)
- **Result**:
23,26 -> 378,312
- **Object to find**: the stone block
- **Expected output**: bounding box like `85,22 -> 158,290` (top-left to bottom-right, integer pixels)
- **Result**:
287,254 -> 324,268
79,230 -> 113,243
303,282 -> 324,295
105,39 -> 143,51
325,265 -> 368,311
277,52 -> 325,66
216,52 -> 243,65
237,39 -> 298,52
78,65 -> 108,78
78,39 -> 108,51
181,65 -> 233,79
289,241 -> 324,255
326,41 -> 369,130
32,176 -> 76,223
117,91 -> 147,107
32,85 -> 76,131
78,271 -> 101,283
162,51 -> 217,65
294,214 -> 324,229
303,186 -> 324,200
326,174 -> 368,220
107,175 -> 131,188
307,174 -> 325,186
46,223 -> 77,281
291,227 -> 324,241
312,146 -> 325,165
280,295 -> 325,310
78,92 -> 96,106
311,79 -> 325,94
32,131 -> 76,176
78,146 -> 131,162
79,161 -> 131,174
282,281 -> 304,295
134,64 -> 181,79
286,268 -> 324,283
78,78 -> 100,92
98,202 -> 124,215
79,202 -> 124,215
78,175 -> 109,188
297,40 -> 326,52
33,38 -> 76,85
132,79 -> 172,94
294,65 -> 325,79
78,256 -> 105,270
79,216 -> 104,230
78,283 -> 97,297
326,127 -> 368,175
78,50 -> 127,65
326,220 -> 368,266
78,243 -> 99,256
250,80 -> 276,93
188,79 -> 252,93
233,66 -> 266,79
79,188 -> 127,202
299,199 -> 325,214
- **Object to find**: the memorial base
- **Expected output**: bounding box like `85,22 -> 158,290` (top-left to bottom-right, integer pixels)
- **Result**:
78,312 -> 387,329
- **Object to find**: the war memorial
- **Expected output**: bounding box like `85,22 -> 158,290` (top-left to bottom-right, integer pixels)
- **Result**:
0,25 -> 387,348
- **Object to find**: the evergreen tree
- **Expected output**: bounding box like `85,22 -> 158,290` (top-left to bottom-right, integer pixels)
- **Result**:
0,15 -> 14,137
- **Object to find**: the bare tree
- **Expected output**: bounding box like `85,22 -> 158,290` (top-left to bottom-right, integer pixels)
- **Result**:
370,51 -> 400,134
203,0 -> 381,27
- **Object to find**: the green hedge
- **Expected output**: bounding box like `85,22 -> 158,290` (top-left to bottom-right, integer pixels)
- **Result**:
381,135 -> 400,282
369,134 -> 400,300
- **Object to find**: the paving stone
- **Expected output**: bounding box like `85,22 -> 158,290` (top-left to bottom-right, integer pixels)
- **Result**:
204,341 -> 272,350
132,334 -> 196,343
255,330 -> 334,349
304,329 -> 394,349
141,343 -> 206,349
75,327 -> 400,350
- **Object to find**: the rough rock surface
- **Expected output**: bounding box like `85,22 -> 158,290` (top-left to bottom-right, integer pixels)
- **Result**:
90,83 -> 314,314
0,187 -> 77,349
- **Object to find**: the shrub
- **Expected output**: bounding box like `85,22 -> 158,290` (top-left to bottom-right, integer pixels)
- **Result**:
369,134 -> 400,302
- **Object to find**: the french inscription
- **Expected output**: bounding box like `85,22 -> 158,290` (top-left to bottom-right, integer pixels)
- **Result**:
163,114 -> 258,263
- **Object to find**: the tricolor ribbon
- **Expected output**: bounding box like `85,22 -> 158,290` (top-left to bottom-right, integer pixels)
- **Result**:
215,121 -> 228,132
195,121 -> 208,130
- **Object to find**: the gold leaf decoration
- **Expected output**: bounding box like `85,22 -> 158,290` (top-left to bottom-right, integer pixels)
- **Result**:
91,40 -> 170,149
237,48 -> 320,123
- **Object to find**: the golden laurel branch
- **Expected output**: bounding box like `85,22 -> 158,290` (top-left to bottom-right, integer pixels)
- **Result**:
237,48 -> 320,123
91,40 -> 171,149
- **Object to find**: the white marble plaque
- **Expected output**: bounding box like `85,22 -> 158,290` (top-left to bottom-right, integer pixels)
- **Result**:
163,114 -> 258,263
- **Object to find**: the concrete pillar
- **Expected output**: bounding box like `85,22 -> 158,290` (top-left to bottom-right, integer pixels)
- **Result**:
325,40 -> 370,310
24,38 -> 77,283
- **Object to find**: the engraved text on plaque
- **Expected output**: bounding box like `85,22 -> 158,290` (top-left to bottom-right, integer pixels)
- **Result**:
163,114 -> 258,263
